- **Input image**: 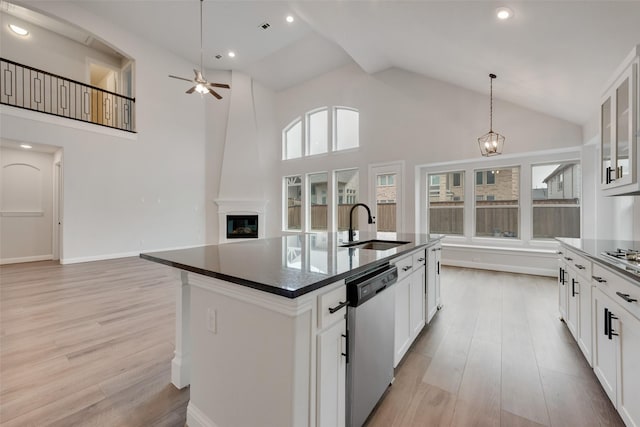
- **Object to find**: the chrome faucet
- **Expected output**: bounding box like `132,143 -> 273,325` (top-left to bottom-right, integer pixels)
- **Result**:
348,203 -> 375,242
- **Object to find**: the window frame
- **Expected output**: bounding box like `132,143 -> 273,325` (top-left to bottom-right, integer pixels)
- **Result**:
282,117 -> 303,160
306,107 -> 330,156
333,106 -> 360,152
474,165 -> 520,239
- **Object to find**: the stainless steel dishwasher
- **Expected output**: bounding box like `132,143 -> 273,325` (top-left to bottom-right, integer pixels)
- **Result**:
345,263 -> 398,427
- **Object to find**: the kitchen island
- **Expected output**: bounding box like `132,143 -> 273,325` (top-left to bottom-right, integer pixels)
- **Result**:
141,232 -> 442,427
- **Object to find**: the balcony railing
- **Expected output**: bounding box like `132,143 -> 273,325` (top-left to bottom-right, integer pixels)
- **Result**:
0,58 -> 135,133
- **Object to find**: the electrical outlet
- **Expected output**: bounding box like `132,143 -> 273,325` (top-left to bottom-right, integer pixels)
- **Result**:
207,308 -> 217,334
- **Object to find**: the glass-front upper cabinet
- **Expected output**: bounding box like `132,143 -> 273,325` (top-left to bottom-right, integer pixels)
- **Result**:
600,46 -> 639,195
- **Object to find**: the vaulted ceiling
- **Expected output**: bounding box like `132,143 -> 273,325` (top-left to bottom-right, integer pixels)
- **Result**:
33,1 -> 640,125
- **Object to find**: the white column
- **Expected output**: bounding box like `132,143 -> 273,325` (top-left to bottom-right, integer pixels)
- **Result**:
171,270 -> 191,388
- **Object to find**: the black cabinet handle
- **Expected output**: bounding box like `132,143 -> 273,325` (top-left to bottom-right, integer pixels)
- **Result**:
564,257 -> 573,261
402,265 -> 413,272
575,264 -> 585,270
592,276 -> 607,283
608,310 -> 619,340
341,332 -> 349,363
558,251 -> 563,255
616,292 -> 638,303
418,257 -> 425,262
571,278 -> 579,297
604,308 -> 609,336
559,267 -> 564,285
329,301 -> 349,314
437,261 -> 440,275
606,167 -> 616,184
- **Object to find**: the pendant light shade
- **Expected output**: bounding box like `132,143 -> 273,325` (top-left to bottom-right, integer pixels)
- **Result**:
478,73 -> 505,156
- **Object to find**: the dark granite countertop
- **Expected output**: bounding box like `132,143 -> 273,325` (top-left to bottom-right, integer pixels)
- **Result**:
556,238 -> 640,284
141,232 -> 443,298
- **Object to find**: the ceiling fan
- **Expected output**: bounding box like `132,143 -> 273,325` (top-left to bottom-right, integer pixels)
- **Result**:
169,0 -> 230,99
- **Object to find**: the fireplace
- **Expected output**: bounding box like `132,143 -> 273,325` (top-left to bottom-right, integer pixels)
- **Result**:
227,215 -> 258,239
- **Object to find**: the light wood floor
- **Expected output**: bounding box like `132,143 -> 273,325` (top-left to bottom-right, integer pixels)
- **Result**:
0,259 -> 624,427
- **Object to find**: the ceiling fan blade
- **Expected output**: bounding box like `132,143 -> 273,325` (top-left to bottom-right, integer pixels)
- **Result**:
186,86 -> 197,94
208,88 -> 222,99
169,75 -> 194,83
207,83 -> 230,89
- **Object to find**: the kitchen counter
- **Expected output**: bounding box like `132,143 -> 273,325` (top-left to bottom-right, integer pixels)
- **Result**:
141,232 -> 442,298
556,237 -> 640,284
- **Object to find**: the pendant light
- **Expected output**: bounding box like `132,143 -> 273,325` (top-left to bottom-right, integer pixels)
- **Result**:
478,73 -> 505,156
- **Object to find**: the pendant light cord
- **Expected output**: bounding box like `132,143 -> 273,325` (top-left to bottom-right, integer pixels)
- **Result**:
489,73 -> 496,132
199,0 -> 204,72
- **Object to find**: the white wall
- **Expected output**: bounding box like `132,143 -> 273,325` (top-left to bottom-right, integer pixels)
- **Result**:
0,12 -> 123,84
272,64 -> 583,236
0,2 -> 207,263
0,146 -> 53,263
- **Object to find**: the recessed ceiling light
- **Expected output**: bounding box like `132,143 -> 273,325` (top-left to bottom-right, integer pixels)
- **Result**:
496,7 -> 514,20
228,51 -> 236,58
286,15 -> 294,23
9,24 -> 29,36
20,144 -> 32,149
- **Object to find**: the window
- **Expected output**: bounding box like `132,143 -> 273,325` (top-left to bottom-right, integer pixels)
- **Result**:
453,173 -> 461,187
335,169 -> 359,231
476,171 -> 484,185
334,107 -> 359,151
307,109 -> 328,155
475,167 -> 519,238
377,174 -> 395,186
283,107 -> 359,159
428,172 -> 464,235
308,172 -> 328,231
284,176 -> 302,230
486,170 -> 496,185
532,162 -> 581,239
283,119 -> 302,159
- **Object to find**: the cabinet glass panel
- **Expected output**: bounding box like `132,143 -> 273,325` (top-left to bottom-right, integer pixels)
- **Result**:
616,77 -> 630,181
601,97 -> 612,184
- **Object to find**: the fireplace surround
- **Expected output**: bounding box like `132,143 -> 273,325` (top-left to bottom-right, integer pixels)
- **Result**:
227,215 -> 258,239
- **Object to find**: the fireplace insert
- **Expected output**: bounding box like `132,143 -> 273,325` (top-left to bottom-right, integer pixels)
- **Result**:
227,215 -> 258,239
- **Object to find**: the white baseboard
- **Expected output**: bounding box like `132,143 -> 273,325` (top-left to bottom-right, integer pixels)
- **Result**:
187,402 -> 219,427
61,251 -> 140,264
0,254 -> 52,265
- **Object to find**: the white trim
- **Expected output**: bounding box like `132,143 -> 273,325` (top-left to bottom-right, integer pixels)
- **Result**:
186,402 -> 219,427
443,242 -> 557,254
60,244 -> 205,264
187,273 -> 318,317
0,105 -> 137,140
0,254 -> 52,265
0,211 -> 44,216
444,259 -> 556,277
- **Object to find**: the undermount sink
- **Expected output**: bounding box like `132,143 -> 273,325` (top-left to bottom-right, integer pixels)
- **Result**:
340,239 -> 411,250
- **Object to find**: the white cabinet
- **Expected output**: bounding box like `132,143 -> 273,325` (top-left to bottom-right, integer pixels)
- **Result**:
427,244 -> 442,323
317,319 -> 346,427
317,285 -> 347,427
600,45 -> 640,196
558,247 -> 593,364
592,266 -> 640,427
393,247 -> 429,367
394,273 -> 411,367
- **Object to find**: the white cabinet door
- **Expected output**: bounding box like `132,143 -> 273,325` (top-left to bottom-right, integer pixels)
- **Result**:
317,319 -> 346,427
394,276 -> 411,368
409,266 -> 426,338
427,245 -> 442,323
566,270 -> 579,340
617,305 -> 640,427
576,277 -> 592,365
592,288 -> 618,406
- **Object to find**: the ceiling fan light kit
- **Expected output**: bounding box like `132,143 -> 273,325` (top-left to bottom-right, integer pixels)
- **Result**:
168,0 -> 230,99
478,73 -> 505,157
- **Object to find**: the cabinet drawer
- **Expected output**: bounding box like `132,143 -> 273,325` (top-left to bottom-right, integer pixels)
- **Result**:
394,255 -> 414,281
413,250 -> 426,267
562,249 -> 592,280
593,263 -> 640,322
318,284 -> 347,330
